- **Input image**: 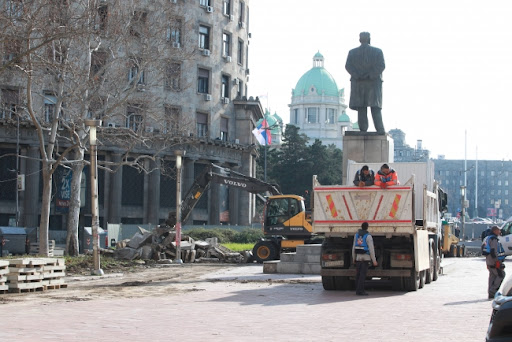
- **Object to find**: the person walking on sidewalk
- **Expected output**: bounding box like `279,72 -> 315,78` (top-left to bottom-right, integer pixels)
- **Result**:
352,222 -> 378,296
483,225 -> 506,299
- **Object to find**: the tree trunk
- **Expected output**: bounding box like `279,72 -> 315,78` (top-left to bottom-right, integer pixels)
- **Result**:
39,162 -> 52,256
65,148 -> 85,256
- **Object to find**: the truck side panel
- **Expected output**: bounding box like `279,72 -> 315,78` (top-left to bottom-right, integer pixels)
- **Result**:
414,230 -> 429,272
313,185 -> 414,235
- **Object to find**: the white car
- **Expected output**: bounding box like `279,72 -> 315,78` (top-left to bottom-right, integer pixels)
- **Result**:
499,220 -> 512,256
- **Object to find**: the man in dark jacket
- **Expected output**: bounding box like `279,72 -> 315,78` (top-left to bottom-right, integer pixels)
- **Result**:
353,165 -> 375,187
352,222 -> 378,296
484,226 -> 506,299
345,32 -> 386,134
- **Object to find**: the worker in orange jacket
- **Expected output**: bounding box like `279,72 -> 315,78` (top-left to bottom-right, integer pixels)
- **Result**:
374,164 -> 399,188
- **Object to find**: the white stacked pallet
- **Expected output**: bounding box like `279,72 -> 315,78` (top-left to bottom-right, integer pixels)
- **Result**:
7,258 -> 46,293
0,260 -> 9,292
41,258 -> 67,289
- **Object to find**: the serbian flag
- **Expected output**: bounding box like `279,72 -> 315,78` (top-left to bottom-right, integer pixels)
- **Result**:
252,119 -> 271,145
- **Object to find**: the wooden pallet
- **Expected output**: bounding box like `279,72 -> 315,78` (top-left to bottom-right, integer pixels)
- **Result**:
29,240 -> 55,257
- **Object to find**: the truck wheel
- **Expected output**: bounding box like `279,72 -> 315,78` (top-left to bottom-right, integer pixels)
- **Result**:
432,249 -> 440,281
252,241 -> 278,263
449,244 -> 456,257
404,271 -> 420,291
322,276 -> 336,290
419,270 -> 426,289
425,244 -> 434,284
334,276 -> 351,291
391,277 -> 403,291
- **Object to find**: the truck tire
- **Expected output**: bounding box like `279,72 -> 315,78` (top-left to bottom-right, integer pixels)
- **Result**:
322,276 -> 336,290
404,271 -> 420,291
419,270 -> 426,289
391,277 -> 404,291
449,244 -> 456,257
252,241 -> 278,263
433,249 -> 440,281
425,244 -> 434,284
334,276 -> 352,291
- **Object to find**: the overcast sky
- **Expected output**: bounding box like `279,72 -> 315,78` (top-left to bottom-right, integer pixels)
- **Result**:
249,0 -> 512,161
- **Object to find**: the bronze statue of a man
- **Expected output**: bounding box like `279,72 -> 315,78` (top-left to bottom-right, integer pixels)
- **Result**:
345,32 -> 385,134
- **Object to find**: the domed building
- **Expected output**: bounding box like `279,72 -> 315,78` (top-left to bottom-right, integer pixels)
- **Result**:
289,52 -> 352,149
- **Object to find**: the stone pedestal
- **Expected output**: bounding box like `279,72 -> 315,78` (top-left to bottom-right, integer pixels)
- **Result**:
342,132 -> 394,184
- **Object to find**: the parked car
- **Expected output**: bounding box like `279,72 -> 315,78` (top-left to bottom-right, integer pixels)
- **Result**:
487,275 -> 512,341
499,219 -> 512,256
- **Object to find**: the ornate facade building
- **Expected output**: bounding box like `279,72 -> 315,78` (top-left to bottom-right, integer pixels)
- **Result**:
289,52 -> 352,149
0,0 -> 263,236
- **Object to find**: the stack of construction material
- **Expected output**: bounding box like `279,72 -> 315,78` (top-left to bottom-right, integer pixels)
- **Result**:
7,259 -> 45,293
5,258 -> 67,293
41,258 -> 67,290
29,240 -> 55,257
0,260 -> 8,293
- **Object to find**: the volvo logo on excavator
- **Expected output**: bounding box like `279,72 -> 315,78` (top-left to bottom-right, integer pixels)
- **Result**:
222,179 -> 247,188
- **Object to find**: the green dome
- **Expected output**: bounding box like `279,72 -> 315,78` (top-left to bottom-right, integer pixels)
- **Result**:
353,122 -> 360,130
292,52 -> 339,97
257,111 -> 283,135
293,67 -> 339,97
338,112 -> 350,122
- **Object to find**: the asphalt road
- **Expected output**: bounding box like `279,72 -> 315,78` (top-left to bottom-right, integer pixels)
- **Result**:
0,257 -> 504,342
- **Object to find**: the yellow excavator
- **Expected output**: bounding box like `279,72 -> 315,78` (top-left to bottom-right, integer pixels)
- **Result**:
166,164 -> 316,262
441,221 -> 465,257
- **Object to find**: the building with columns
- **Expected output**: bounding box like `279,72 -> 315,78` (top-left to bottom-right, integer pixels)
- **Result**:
0,0 -> 264,237
289,52 -> 353,149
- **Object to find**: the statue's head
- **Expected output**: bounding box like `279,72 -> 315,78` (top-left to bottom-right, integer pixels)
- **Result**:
359,32 -> 371,44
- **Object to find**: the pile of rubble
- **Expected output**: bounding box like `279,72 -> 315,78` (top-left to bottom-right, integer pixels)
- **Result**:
112,226 -> 252,264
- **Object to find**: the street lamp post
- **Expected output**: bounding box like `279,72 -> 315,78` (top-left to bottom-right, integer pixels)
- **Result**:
85,119 -> 103,276
460,185 -> 466,242
174,150 -> 184,264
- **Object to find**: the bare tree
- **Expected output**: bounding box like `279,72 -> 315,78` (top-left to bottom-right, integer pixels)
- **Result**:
0,0 -> 196,256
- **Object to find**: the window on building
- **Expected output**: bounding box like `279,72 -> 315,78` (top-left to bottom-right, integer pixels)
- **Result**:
48,41 -> 67,64
164,106 -> 181,134
90,50 -> 106,82
196,112 -> 208,137
130,11 -> 147,37
221,74 -> 230,99
293,109 -> 299,124
498,180 -> 502,186
5,0 -> 23,19
223,0 -> 231,15
97,5 -> 108,31
506,180 -> 509,186
505,171 -> 509,177
199,0 -> 211,6
222,32 -> 231,57
306,107 -> 317,123
239,1 -> 245,24
199,25 -> 210,50
167,19 -> 182,46
326,108 -> 336,124
220,117 -> 228,141
49,0 -> 69,26
197,68 -> 209,94
506,199 -> 509,205
236,80 -> 243,98
491,171 -> 496,176
44,93 -> 57,122
0,89 -> 18,119
237,39 -> 244,65
165,62 -> 181,91
128,57 -> 145,85
3,39 -> 21,64
126,104 -> 143,131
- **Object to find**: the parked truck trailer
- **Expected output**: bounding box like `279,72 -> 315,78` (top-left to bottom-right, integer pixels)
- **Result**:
313,161 -> 447,291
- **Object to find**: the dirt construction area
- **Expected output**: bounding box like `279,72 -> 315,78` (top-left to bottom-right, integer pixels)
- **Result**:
0,258 -> 500,341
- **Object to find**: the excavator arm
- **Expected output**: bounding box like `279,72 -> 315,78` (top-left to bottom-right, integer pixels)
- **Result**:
166,164 -> 281,226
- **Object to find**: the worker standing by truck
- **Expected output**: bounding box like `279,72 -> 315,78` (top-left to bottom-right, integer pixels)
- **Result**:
483,225 -> 506,299
352,222 -> 378,296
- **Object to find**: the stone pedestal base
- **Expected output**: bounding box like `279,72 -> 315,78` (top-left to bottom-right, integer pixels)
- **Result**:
342,132 -> 394,184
